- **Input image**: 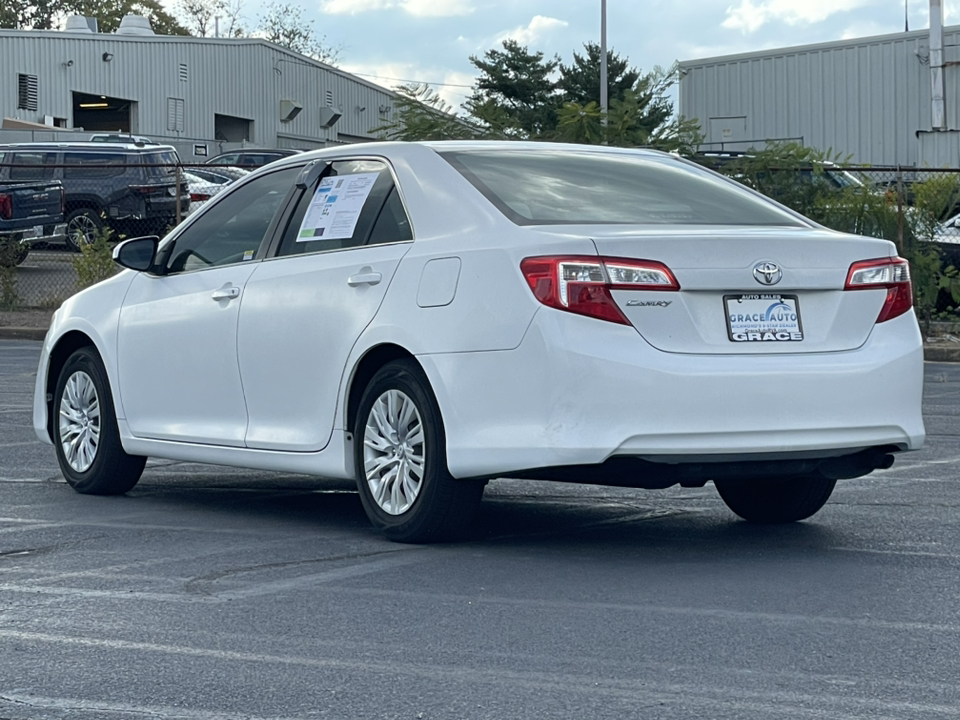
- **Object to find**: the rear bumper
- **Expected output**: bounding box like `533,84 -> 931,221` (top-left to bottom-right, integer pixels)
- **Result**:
419,308 -> 926,480
1,223 -> 68,246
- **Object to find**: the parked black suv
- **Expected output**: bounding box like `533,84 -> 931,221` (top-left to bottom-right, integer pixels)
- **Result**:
0,142 -> 189,250
205,148 -> 300,168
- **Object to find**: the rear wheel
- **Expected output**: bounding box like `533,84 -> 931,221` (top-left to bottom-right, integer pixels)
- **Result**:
53,347 -> 146,495
714,474 -> 837,524
65,208 -> 103,251
354,359 -> 484,543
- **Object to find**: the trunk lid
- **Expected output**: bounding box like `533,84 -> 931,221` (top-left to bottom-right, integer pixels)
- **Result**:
537,224 -> 898,355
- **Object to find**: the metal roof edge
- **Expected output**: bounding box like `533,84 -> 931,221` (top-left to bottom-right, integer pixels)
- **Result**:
679,24 -> 960,67
0,29 -> 398,98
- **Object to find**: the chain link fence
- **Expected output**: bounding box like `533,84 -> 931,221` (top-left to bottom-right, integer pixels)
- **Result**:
0,160 -> 255,309
3,156 -> 960,319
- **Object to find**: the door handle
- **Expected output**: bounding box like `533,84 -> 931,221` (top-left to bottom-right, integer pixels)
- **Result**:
347,271 -> 382,287
211,285 -> 240,301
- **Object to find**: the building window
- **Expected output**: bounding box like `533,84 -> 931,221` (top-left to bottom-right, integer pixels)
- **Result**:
167,97 -> 185,132
178,63 -> 188,82
17,74 -> 38,111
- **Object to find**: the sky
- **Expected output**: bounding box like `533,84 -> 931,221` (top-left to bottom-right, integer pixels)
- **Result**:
212,0 -> 958,111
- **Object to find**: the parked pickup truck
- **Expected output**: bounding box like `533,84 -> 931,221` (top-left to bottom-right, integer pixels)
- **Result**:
0,180 -> 67,266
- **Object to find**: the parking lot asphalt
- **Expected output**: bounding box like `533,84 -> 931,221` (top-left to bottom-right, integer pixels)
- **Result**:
1,339 -> 959,720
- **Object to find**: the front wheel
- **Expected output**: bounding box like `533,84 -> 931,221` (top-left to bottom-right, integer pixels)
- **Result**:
53,347 -> 146,495
354,360 -> 484,543
714,474 -> 837,524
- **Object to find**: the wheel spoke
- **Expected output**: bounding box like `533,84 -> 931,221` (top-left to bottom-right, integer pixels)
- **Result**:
58,370 -> 100,473
362,388 -> 426,516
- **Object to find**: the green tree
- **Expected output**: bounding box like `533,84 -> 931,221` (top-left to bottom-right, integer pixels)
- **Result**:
372,84 -> 480,141
465,40 -> 560,139
557,42 -> 640,107
257,1 -> 341,65
0,0 -> 65,29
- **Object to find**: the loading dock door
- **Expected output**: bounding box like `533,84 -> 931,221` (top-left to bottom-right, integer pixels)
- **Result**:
73,92 -> 134,132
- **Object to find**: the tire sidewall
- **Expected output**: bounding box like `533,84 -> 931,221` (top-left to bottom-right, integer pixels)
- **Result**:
65,208 -> 103,251
353,362 -> 448,539
54,348 -> 117,492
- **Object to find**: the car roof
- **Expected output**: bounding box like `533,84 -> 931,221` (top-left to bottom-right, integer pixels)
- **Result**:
0,142 -> 178,152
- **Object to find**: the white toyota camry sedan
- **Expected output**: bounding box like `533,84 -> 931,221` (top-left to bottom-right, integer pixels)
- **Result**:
33,141 -> 925,542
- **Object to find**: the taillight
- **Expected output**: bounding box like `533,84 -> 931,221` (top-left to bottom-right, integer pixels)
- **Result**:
0,193 -> 11,220
520,255 -> 679,325
189,193 -> 210,202
844,257 -> 913,323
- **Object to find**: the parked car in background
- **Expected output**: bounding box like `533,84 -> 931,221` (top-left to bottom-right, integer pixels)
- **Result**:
182,169 -> 241,216
34,141 -> 925,542
205,149 -> 300,168
0,176 -> 66,265
90,134 -> 158,146
0,142 -> 189,250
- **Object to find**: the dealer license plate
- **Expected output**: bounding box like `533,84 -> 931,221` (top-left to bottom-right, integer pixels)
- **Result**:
725,294 -> 804,342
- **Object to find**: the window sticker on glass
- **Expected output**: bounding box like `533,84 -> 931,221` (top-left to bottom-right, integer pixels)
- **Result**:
297,172 -> 379,242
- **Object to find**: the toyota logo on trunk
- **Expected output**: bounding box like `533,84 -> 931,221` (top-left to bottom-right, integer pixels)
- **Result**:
753,261 -> 782,286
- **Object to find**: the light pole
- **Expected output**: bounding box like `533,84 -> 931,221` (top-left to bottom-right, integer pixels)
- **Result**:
600,0 -> 608,124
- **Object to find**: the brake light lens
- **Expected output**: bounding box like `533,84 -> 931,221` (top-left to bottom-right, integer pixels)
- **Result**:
520,255 -> 679,325
189,192 -> 210,202
0,193 -> 11,220
844,257 -> 913,323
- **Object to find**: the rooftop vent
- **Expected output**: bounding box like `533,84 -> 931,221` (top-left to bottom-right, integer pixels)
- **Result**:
116,15 -> 155,35
64,15 -> 96,33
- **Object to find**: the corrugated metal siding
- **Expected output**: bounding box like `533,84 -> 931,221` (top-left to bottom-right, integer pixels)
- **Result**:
0,30 -> 399,157
679,27 -> 960,166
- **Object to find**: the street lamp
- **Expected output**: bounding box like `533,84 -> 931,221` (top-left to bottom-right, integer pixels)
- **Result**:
600,0 -> 608,123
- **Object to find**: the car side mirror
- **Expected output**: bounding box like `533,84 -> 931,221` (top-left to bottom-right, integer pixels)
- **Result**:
113,236 -> 159,272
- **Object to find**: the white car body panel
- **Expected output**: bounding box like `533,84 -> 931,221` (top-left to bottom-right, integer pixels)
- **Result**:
238,243 -> 409,452
117,266 -> 256,446
34,141 -> 925,491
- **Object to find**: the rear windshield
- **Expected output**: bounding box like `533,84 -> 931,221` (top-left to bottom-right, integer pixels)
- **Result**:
144,150 -> 180,179
441,149 -> 807,227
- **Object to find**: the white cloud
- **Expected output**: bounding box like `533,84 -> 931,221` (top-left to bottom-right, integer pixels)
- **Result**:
338,61 -> 474,110
320,0 -> 473,16
722,0 -> 871,34
402,0 -> 473,17
496,15 -> 568,45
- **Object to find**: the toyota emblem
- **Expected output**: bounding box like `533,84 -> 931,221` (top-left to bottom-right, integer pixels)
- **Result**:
753,261 -> 782,286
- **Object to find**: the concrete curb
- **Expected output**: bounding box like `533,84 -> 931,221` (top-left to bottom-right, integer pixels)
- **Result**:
0,327 -> 47,341
2,325 -> 959,362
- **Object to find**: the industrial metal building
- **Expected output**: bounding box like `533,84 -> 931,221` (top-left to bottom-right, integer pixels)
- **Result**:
679,16 -> 960,167
1,15 -> 400,159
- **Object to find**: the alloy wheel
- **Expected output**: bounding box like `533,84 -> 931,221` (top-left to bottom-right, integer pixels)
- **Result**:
59,370 -> 101,473
68,214 -> 99,246
363,389 -> 425,515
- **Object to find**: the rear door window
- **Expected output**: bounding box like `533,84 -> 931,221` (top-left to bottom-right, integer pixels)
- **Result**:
275,159 -> 410,257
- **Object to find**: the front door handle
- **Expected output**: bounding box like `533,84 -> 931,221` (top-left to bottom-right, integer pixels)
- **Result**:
211,285 -> 240,301
347,271 -> 382,287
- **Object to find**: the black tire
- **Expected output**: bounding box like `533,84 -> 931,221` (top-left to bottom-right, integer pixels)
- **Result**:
65,208 -> 103,251
53,347 -> 146,495
353,359 -> 484,543
714,473 -> 837,524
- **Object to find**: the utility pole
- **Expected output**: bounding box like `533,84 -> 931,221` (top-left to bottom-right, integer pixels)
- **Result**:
600,0 -> 608,125
905,0 -> 909,32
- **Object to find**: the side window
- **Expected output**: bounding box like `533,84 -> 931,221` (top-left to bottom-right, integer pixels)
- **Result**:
10,152 -> 56,181
165,166 -> 299,274
63,153 -> 125,179
368,187 -> 413,245
210,154 -> 238,166
276,159 -> 409,257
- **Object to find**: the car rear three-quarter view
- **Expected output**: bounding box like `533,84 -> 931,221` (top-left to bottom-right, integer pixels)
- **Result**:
33,141 -> 925,543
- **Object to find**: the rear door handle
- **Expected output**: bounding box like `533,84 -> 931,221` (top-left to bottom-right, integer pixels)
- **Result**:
211,285 -> 240,301
347,271 -> 382,287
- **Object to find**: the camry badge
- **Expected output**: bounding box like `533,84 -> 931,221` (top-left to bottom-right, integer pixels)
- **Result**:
753,261 -> 782,286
